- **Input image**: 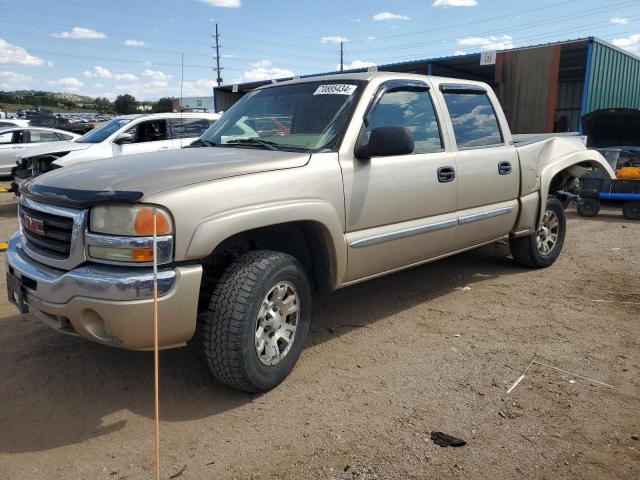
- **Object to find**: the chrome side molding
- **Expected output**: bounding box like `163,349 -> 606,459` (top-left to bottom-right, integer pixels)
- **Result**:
350,206 -> 514,248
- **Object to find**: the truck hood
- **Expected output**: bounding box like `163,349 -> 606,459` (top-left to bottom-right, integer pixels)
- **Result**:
582,108 -> 640,149
20,140 -> 91,158
22,147 -> 311,207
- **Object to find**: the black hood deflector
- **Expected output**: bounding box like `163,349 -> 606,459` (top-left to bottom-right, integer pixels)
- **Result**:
21,181 -> 143,208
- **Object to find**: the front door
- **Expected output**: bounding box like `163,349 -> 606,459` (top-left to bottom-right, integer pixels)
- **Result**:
341,80 -> 458,282
115,119 -> 174,157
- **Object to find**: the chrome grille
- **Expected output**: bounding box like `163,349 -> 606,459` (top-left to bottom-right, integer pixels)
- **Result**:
20,204 -> 73,258
19,197 -> 87,270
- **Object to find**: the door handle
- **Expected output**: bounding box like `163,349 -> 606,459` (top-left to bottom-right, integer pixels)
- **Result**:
498,161 -> 512,175
437,166 -> 456,183
160,146 -> 170,150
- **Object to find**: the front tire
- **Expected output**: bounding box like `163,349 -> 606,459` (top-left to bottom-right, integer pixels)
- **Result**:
510,198 -> 566,268
202,250 -> 311,392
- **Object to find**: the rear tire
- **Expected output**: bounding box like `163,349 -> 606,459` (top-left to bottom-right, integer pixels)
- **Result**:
622,201 -> 640,220
510,198 -> 566,268
576,197 -> 600,217
202,250 -> 311,392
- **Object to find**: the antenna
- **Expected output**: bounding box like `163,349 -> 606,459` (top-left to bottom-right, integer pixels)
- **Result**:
180,53 -> 184,148
212,24 -> 223,86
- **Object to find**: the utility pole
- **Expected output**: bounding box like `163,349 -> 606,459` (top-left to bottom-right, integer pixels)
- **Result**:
212,23 -> 223,86
340,41 -> 344,72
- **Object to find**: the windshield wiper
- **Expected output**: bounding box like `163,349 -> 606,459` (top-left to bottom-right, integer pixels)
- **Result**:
224,138 -> 280,150
188,138 -> 217,148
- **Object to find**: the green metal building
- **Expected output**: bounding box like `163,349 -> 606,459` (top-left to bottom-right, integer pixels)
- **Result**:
214,37 -> 640,134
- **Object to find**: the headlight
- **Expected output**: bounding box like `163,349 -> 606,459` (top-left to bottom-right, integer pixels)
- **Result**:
90,205 -> 173,236
87,205 -> 174,264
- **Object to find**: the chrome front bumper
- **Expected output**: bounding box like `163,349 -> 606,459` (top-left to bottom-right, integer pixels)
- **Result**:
6,233 -> 203,350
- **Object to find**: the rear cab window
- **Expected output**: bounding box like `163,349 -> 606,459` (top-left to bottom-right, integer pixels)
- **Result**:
168,117 -> 215,139
441,85 -> 503,149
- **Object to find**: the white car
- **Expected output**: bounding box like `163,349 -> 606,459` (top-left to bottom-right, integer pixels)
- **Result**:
0,119 -> 30,129
0,127 -> 80,176
13,112 -> 220,178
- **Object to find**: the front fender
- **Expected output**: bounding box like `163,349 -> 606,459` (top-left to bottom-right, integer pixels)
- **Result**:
538,149 -> 615,225
185,199 -> 348,288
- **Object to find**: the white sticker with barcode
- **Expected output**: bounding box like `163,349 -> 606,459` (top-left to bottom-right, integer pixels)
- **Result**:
313,84 -> 357,95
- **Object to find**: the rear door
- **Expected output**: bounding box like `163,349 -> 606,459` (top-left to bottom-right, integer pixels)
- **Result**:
439,84 -> 519,250
0,129 -> 26,173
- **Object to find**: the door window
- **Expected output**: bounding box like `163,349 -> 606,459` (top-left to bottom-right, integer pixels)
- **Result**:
125,120 -> 168,143
56,133 -> 76,141
0,131 -> 15,144
168,118 -> 214,139
442,93 -> 503,149
363,89 -> 443,154
29,130 -> 61,143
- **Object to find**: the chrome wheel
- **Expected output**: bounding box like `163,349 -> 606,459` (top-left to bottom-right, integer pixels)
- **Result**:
255,281 -> 299,366
536,209 -> 559,256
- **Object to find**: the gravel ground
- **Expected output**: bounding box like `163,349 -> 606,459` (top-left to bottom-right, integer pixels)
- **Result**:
0,188 -> 638,479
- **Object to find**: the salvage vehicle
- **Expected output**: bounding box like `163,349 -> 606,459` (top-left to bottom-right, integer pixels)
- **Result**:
6,73 -> 615,392
0,127 -> 80,176
11,112 -> 221,188
576,108 -> 640,220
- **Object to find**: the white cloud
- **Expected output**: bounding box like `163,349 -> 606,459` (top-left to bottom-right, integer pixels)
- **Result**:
252,59 -> 272,68
0,71 -> 33,89
82,66 -> 137,81
141,60 -> 153,67
373,12 -> 410,21
53,27 -> 106,39
0,38 -> 44,66
321,36 -> 348,44
433,0 -> 478,7
610,17 -> 629,25
454,50 -> 467,56
93,82 -> 104,88
367,36 -> 376,42
339,60 -> 377,70
612,33 -> 640,53
355,18 -> 362,23
48,77 -> 85,92
47,60 -> 54,67
457,34 -> 514,50
234,64 -> 295,83
182,78 -> 217,96
197,0 -> 241,7
142,69 -> 172,81
124,39 -> 146,47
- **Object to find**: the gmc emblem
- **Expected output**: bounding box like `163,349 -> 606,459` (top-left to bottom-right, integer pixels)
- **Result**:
22,214 -> 44,235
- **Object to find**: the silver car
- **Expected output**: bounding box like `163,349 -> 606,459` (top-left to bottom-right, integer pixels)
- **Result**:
0,127 -> 80,175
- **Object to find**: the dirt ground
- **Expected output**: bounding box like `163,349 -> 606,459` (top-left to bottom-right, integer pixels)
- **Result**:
0,187 -> 638,480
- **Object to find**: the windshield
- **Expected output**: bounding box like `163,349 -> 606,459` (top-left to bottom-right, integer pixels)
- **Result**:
77,118 -> 133,144
200,80 -> 365,151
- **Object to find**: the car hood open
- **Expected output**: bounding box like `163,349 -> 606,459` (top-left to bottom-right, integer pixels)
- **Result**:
582,108 -> 640,149
22,147 -> 311,207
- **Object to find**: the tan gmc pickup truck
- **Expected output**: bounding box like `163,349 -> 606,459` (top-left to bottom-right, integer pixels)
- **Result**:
6,73 -> 615,392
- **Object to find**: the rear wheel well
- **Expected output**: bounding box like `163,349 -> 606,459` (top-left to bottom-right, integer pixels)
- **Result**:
197,221 -> 333,313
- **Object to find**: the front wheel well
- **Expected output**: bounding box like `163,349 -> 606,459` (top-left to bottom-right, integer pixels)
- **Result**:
197,221 -> 334,312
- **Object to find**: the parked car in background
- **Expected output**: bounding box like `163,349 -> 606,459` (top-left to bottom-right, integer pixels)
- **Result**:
0,127 -> 80,176
11,112 -> 220,186
6,73 -> 615,393
24,108 -> 95,135
0,119 -> 30,129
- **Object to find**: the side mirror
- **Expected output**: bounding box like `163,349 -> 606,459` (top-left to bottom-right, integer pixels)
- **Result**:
355,126 -> 414,160
114,133 -> 134,145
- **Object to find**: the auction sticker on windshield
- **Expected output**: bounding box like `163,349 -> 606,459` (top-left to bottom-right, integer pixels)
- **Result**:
313,84 -> 357,95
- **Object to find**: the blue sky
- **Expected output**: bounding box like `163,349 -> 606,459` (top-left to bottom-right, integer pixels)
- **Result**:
1,0 -> 638,100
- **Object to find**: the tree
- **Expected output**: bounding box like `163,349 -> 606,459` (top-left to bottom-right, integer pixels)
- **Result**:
153,97 -> 175,113
114,94 -> 137,115
94,97 -> 113,114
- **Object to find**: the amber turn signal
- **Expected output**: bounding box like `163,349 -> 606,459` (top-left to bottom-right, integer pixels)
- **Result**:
134,208 -> 172,236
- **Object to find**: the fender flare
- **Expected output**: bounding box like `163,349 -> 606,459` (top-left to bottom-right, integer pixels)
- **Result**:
537,149 -> 615,226
184,199 -> 347,288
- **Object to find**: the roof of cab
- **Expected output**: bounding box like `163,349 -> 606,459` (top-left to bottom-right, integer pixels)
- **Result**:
255,71 -> 489,90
